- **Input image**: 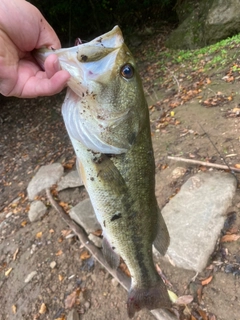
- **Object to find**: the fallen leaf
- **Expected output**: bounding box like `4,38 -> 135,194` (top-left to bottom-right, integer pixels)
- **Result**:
234,163 -> 240,169
65,289 -> 80,309
91,229 -> 102,237
13,248 -> 19,261
198,308 -> 208,320
12,305 -> 17,314
221,234 -> 240,242
36,232 -> 43,239
39,303 -> 47,314
63,163 -> 74,170
175,295 -> 193,305
58,274 -> 63,281
61,229 -> 72,237
5,268 -> 13,276
80,250 -> 91,260
21,220 -> 27,227
201,275 -> 213,286
168,290 -> 178,303
55,250 -> 63,256
119,262 -> 131,277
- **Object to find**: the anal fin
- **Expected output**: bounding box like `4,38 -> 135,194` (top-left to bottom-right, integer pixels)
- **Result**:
102,237 -> 120,269
153,208 -> 170,256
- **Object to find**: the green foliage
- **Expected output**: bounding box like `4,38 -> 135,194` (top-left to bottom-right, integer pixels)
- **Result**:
28,0 -> 177,45
158,33 -> 240,71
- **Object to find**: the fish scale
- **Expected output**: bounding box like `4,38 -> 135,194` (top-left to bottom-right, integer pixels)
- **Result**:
35,25 -> 171,318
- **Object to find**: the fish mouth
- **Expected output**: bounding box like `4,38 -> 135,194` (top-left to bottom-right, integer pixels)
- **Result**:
35,26 -> 124,98
35,26 -> 141,154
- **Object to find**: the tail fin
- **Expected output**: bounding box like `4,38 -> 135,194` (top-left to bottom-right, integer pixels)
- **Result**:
127,280 -> 171,318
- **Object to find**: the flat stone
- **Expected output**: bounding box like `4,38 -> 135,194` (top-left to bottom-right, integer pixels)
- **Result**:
160,172 -> 237,272
27,163 -> 64,200
57,170 -> 83,191
28,200 -> 47,222
69,198 -> 101,234
67,309 -> 79,320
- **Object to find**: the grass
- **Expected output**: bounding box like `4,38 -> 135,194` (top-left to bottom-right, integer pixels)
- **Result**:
153,33 -> 240,74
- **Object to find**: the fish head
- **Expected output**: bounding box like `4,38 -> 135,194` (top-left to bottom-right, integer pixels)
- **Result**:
35,26 -> 148,154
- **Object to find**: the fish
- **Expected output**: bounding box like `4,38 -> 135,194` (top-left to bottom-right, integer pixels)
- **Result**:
35,26 -> 171,318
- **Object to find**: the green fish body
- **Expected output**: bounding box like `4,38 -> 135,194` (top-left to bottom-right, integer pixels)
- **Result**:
35,26 -> 171,318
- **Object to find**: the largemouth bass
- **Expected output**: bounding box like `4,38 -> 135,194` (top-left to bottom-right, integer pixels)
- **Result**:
35,26 -> 171,318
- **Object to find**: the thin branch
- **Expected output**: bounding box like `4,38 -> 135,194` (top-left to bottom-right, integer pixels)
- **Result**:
168,156 -> 240,173
45,188 -> 130,291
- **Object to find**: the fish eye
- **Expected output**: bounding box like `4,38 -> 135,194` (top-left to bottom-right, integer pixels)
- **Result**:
120,64 -> 134,80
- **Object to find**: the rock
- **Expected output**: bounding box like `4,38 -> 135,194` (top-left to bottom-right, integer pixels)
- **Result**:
57,170 -> 83,191
28,200 -> 47,222
50,261 -> 57,269
27,163 -> 64,200
84,301 -> 90,310
24,271 -> 37,283
88,233 -> 102,248
69,198 -> 101,234
171,167 -> 187,179
166,0 -> 240,49
159,172 -> 236,272
67,309 -> 79,320
111,278 -> 119,287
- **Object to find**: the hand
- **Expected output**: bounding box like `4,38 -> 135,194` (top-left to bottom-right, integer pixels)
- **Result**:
0,0 -> 70,98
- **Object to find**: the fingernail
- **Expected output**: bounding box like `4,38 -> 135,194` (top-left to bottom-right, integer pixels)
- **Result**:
54,58 -> 61,72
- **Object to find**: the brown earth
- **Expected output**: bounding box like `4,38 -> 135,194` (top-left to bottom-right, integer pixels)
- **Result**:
1,29 -> 240,320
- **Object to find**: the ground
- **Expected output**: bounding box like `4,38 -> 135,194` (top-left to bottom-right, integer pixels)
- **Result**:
1,26 -> 240,320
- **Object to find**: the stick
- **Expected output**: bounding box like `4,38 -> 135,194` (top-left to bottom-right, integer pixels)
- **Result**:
167,156 -> 240,173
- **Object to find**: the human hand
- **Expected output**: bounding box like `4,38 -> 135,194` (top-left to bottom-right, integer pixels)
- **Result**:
0,0 -> 70,98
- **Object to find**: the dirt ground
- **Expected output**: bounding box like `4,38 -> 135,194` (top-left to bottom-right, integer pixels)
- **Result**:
1,29 -> 240,320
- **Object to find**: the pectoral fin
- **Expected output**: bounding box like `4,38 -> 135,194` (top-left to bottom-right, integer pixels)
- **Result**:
102,237 -> 120,269
153,209 -> 170,256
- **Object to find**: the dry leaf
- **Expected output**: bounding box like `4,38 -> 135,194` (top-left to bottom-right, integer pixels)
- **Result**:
63,163 -> 74,170
13,248 -> 19,261
168,290 -> 178,303
65,289 -> 80,309
221,234 -> 240,242
61,229 -> 72,237
119,262 -> 131,277
175,295 -> 193,305
12,305 -> 17,314
36,232 -> 42,239
56,250 -> 63,256
198,308 -> 208,320
58,274 -> 63,281
21,220 -> 27,227
80,250 -> 91,260
39,303 -> 47,314
91,229 -> 102,237
5,268 -> 13,276
201,275 -> 213,286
